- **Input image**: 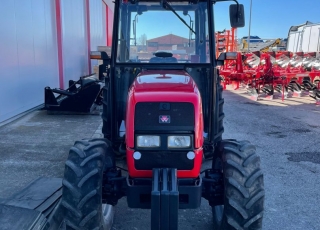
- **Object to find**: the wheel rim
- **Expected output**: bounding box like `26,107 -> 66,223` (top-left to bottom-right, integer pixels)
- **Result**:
102,204 -> 114,229
212,156 -> 224,224
102,204 -> 107,215
214,205 -> 224,223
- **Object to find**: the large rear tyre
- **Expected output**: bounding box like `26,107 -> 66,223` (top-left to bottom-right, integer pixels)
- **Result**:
61,139 -> 114,230
212,140 -> 264,230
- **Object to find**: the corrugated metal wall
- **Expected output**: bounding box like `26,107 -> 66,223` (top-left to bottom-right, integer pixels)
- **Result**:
60,0 -> 88,87
90,0 -> 107,70
0,0 -> 59,123
0,0 -> 112,123
104,0 -> 114,46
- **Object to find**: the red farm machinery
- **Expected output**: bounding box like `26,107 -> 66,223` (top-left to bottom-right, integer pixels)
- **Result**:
219,50 -> 320,104
217,23 -> 320,104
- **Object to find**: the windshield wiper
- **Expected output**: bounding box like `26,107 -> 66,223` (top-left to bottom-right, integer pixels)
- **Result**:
162,1 -> 196,35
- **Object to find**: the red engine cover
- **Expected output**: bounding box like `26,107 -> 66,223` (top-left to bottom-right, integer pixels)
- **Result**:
125,70 -> 204,178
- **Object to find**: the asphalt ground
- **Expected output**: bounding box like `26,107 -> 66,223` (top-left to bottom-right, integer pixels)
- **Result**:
0,111 -> 102,200
0,87 -> 319,230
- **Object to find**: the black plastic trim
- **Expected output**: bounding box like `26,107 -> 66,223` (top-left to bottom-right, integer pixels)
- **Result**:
134,151 -> 194,170
126,173 -> 202,210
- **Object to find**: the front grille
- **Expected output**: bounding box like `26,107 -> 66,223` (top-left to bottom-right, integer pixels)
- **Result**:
135,151 -> 194,170
135,102 -> 194,131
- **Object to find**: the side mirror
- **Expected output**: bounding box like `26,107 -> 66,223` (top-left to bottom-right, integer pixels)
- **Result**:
137,5 -> 147,14
229,4 -> 245,28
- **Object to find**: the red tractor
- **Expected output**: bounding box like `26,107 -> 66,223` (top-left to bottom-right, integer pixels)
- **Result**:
61,0 -> 264,229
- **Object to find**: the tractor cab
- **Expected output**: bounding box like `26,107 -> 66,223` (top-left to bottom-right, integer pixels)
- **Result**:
103,0 -> 244,148
116,0 -> 210,64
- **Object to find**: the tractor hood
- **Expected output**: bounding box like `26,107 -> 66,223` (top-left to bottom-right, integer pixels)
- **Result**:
132,70 -> 197,93
126,69 -> 204,149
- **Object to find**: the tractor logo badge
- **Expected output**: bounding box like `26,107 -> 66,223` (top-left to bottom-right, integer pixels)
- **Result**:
159,115 -> 170,123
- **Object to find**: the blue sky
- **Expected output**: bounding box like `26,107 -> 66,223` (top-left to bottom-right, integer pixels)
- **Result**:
133,1 -> 320,41
214,0 -> 320,39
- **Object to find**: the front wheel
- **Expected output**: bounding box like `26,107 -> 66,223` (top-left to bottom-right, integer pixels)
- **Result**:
61,139 -> 114,230
212,140 -> 264,230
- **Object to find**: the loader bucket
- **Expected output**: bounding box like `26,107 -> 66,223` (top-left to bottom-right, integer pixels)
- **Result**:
44,75 -> 102,113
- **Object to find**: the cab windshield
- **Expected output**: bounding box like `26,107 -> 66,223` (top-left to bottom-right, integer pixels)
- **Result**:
116,1 -> 210,63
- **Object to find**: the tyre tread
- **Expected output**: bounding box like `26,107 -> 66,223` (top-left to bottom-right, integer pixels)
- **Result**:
226,216 -> 243,230
243,154 -> 259,167
244,211 -> 263,228
70,146 -> 86,158
226,159 -> 248,176
212,140 -> 264,230
78,190 -> 97,209
62,179 -> 81,199
79,210 -> 98,227
61,139 -> 108,230
77,169 -> 99,188
62,201 -> 82,218
80,152 -> 102,167
245,170 -> 263,188
65,160 -> 82,177
228,199 -> 248,219
246,190 -> 265,209
227,177 -> 250,198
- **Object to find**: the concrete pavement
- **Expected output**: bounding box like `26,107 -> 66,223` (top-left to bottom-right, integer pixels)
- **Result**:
0,110 -> 102,199
0,88 -> 319,229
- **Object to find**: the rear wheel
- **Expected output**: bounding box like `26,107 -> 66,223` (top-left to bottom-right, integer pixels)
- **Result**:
212,140 -> 264,230
61,139 -> 114,230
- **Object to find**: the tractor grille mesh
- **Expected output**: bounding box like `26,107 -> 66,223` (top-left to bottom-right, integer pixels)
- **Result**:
134,102 -> 194,131
135,151 -> 194,170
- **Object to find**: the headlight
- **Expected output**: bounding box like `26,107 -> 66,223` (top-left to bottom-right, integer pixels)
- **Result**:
168,136 -> 191,148
137,135 -> 160,147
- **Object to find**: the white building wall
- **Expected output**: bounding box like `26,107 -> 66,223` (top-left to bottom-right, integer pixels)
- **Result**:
0,0 -> 109,123
90,0 -> 107,50
60,0 -> 88,87
104,0 -> 115,46
90,0 -> 107,70
0,0 -> 59,123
